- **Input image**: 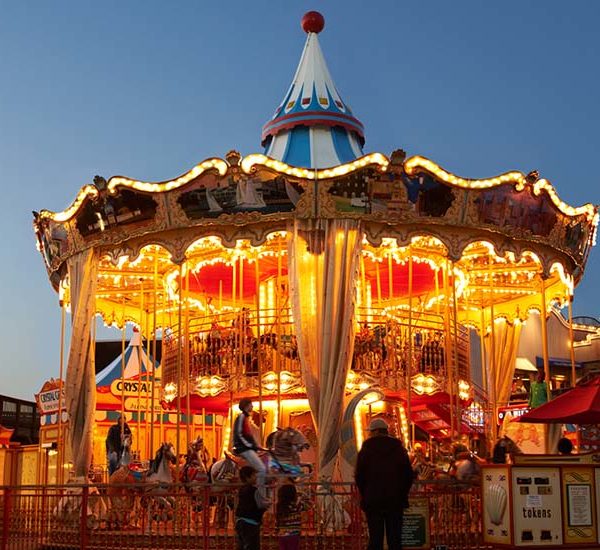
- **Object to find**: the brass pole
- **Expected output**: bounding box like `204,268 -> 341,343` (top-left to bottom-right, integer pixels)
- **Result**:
160,294 -> 165,445
255,255 -> 263,443
451,261 -> 462,441
407,250 -> 414,447
120,299 -> 126,441
176,264 -> 183,477
479,308 -> 488,394
568,295 -> 577,388
276,237 -> 282,421
540,277 -> 551,401
435,268 -> 440,316
137,283 -> 144,456
219,280 -> 223,312
489,259 -> 498,443
443,260 -> 455,439
568,294 -> 580,451
232,256 -> 237,309
145,291 -> 151,459
388,252 -> 393,303
202,406 -> 206,448
375,261 -> 382,308
185,265 -> 191,450
150,254 -> 158,457
57,301 -> 66,484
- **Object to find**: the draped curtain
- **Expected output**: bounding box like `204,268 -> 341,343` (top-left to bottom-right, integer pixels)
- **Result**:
65,249 -> 99,478
288,219 -> 362,479
485,318 -> 522,407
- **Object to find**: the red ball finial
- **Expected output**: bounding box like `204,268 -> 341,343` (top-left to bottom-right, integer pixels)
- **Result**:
302,11 -> 325,34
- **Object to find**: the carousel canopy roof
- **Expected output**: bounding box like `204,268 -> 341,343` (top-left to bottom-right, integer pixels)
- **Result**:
262,11 -> 365,168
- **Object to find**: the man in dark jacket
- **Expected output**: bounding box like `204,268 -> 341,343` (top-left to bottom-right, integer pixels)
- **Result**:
355,418 -> 413,550
105,415 -> 131,475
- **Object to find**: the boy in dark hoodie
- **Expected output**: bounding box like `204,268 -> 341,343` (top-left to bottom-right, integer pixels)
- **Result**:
235,465 -> 271,550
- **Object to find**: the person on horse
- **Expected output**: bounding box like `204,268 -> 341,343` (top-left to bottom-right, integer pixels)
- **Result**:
106,414 -> 131,475
233,398 -> 266,491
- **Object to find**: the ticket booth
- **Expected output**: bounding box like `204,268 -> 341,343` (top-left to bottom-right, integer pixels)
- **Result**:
483,453 -> 600,547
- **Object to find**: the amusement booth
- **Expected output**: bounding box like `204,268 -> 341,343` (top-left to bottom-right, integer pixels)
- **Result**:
32,10 -> 598,487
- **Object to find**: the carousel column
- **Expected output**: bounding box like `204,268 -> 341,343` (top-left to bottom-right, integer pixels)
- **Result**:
288,219 -> 362,479
64,249 -> 99,479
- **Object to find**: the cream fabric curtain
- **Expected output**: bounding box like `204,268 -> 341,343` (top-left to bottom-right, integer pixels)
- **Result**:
65,249 -> 99,478
288,219 -> 362,478
485,319 -> 522,407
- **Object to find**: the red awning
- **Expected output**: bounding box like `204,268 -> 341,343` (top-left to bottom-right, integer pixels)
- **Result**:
0,425 -> 14,446
519,377 -> 600,424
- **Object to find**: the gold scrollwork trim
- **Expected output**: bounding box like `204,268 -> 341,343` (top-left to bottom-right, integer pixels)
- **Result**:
404,156 -> 597,222
107,158 -> 229,194
241,153 -> 389,179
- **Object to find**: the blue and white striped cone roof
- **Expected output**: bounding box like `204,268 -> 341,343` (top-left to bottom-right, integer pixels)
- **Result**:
262,12 -> 365,168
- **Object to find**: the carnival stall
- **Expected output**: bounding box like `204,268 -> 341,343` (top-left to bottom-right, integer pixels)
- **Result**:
33,11 -> 598,482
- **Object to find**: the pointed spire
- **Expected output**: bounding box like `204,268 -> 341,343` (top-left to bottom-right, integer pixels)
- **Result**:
262,11 -> 365,168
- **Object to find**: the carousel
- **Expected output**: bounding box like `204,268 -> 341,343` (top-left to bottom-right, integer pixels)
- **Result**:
33,11 -> 598,483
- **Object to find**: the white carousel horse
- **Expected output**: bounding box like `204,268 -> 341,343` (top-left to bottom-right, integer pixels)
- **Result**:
107,442 -> 176,528
210,426 -> 311,482
52,476 -> 107,530
265,426 -> 312,476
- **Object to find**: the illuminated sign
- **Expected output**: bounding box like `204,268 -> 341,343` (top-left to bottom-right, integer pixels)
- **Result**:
35,380 -> 65,414
109,379 -> 158,397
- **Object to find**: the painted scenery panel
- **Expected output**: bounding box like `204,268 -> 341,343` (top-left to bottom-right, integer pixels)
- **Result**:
178,172 -> 303,220
327,171 -> 454,218
475,186 -> 557,237
564,216 -> 592,257
33,217 -> 71,268
75,189 -> 158,238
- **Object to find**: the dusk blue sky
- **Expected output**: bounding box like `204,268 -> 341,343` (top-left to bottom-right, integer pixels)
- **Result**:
1,1 -> 599,400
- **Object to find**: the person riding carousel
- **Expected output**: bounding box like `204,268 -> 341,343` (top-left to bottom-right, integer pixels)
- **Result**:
105,414 -> 132,475
233,398 -> 266,491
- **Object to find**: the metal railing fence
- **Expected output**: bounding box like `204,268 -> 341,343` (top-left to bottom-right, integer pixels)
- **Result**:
0,480 -> 491,550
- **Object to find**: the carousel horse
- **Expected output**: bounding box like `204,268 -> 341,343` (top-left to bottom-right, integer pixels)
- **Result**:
107,442 -> 177,528
264,426 -> 312,476
208,452 -> 239,529
208,427 -> 311,528
210,426 -> 311,482
52,475 -> 107,530
180,436 -> 210,512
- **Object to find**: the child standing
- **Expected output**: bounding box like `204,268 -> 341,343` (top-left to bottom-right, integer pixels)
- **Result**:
276,483 -> 310,550
235,466 -> 270,550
